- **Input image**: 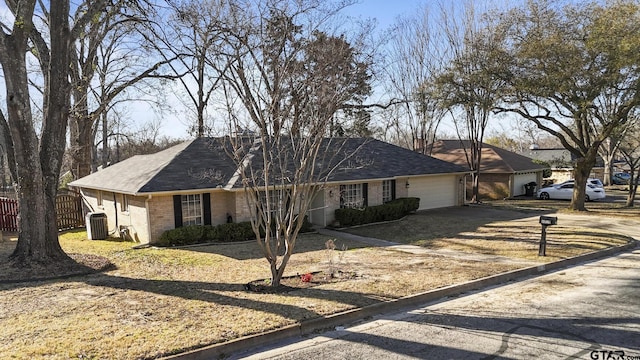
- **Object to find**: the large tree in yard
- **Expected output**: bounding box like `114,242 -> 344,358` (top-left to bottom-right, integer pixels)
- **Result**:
214,0 -> 371,287
68,1 -> 180,179
0,0 -> 106,266
495,0 -> 640,211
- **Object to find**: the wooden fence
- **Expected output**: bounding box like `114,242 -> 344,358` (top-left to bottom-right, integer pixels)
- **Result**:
56,194 -> 85,231
0,197 -> 18,232
0,193 -> 84,232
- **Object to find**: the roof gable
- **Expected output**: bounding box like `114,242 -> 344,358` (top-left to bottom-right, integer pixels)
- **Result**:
68,140 -> 194,193
430,140 -> 548,173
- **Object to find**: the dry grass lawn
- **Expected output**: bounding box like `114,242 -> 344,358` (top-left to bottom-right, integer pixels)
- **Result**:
346,207 -> 631,262
0,204 -> 634,359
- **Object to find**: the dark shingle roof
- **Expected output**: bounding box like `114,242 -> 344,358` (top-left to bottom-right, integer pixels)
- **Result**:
430,140 -> 548,173
70,137 -> 469,194
324,138 -> 468,181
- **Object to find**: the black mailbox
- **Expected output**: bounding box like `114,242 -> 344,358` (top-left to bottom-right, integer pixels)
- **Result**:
538,216 -> 557,256
539,216 -> 557,226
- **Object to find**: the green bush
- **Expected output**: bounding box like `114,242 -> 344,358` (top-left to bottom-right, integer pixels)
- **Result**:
158,215 -> 314,247
334,197 -> 420,227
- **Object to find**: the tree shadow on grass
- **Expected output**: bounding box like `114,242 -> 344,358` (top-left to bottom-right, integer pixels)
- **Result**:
183,233 -> 368,260
78,273 -> 384,321
343,205 -> 557,244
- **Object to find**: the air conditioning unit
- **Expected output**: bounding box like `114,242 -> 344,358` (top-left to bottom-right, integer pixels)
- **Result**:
86,212 -> 108,240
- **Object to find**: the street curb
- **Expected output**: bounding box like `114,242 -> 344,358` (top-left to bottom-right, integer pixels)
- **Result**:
163,240 -> 637,360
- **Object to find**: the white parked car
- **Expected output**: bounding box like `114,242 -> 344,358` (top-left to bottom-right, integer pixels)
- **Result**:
536,182 -> 606,201
559,178 -> 604,188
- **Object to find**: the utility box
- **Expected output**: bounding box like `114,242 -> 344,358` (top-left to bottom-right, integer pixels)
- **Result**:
86,212 -> 108,240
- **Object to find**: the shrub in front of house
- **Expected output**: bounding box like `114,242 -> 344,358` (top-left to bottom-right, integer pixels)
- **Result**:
334,197 -> 420,227
158,216 -> 313,247
158,222 -> 257,246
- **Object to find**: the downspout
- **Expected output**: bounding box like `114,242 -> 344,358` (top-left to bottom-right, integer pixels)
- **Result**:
463,174 -> 469,205
78,188 -> 95,213
509,174 -> 514,199
112,192 -> 119,234
145,194 -> 152,244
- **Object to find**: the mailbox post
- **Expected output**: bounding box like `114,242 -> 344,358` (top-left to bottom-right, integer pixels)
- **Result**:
538,216 -> 557,256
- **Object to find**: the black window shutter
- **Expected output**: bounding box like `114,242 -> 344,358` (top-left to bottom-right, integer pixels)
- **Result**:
202,193 -> 212,225
362,183 -> 368,207
173,195 -> 183,228
391,179 -> 396,200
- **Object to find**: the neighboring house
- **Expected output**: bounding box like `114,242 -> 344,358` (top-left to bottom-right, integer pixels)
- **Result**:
429,140 -> 548,200
519,146 -> 605,184
520,146 -> 574,167
70,137 -> 469,244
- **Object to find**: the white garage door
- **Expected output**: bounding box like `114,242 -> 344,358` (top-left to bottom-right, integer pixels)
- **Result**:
514,172 -> 538,196
407,175 -> 457,210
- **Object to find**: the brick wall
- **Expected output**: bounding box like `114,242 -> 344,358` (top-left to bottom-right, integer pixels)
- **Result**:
148,195 -> 174,243
468,173 -> 511,200
148,191 -> 245,243
211,191 -> 232,224
233,191 -> 253,223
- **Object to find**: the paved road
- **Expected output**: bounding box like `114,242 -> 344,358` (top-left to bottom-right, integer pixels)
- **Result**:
234,249 -> 640,360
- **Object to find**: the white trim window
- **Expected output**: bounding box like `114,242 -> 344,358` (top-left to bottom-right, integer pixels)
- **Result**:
382,180 -> 395,203
181,194 -> 203,226
340,184 -> 365,209
97,191 -> 103,207
259,189 -> 287,217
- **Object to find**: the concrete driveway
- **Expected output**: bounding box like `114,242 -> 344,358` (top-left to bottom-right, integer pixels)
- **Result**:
235,248 -> 640,359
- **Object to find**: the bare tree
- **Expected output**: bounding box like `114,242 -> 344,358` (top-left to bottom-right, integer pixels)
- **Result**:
495,0 -> 640,210
382,4 -> 446,154
432,1 -> 506,203
214,0 -> 371,287
0,0 -> 106,266
151,0 -> 231,138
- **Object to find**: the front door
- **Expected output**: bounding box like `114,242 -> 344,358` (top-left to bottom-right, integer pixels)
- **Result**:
308,189 -> 326,227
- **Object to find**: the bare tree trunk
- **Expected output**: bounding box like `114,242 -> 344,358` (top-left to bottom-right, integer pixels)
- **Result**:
626,184 -> 638,207
69,113 -> 94,179
5,0 -> 75,265
570,156 -> 596,211
601,143 -> 614,186
102,113 -> 109,168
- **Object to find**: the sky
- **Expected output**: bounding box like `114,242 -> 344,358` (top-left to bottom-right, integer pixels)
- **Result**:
343,0 -> 421,30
